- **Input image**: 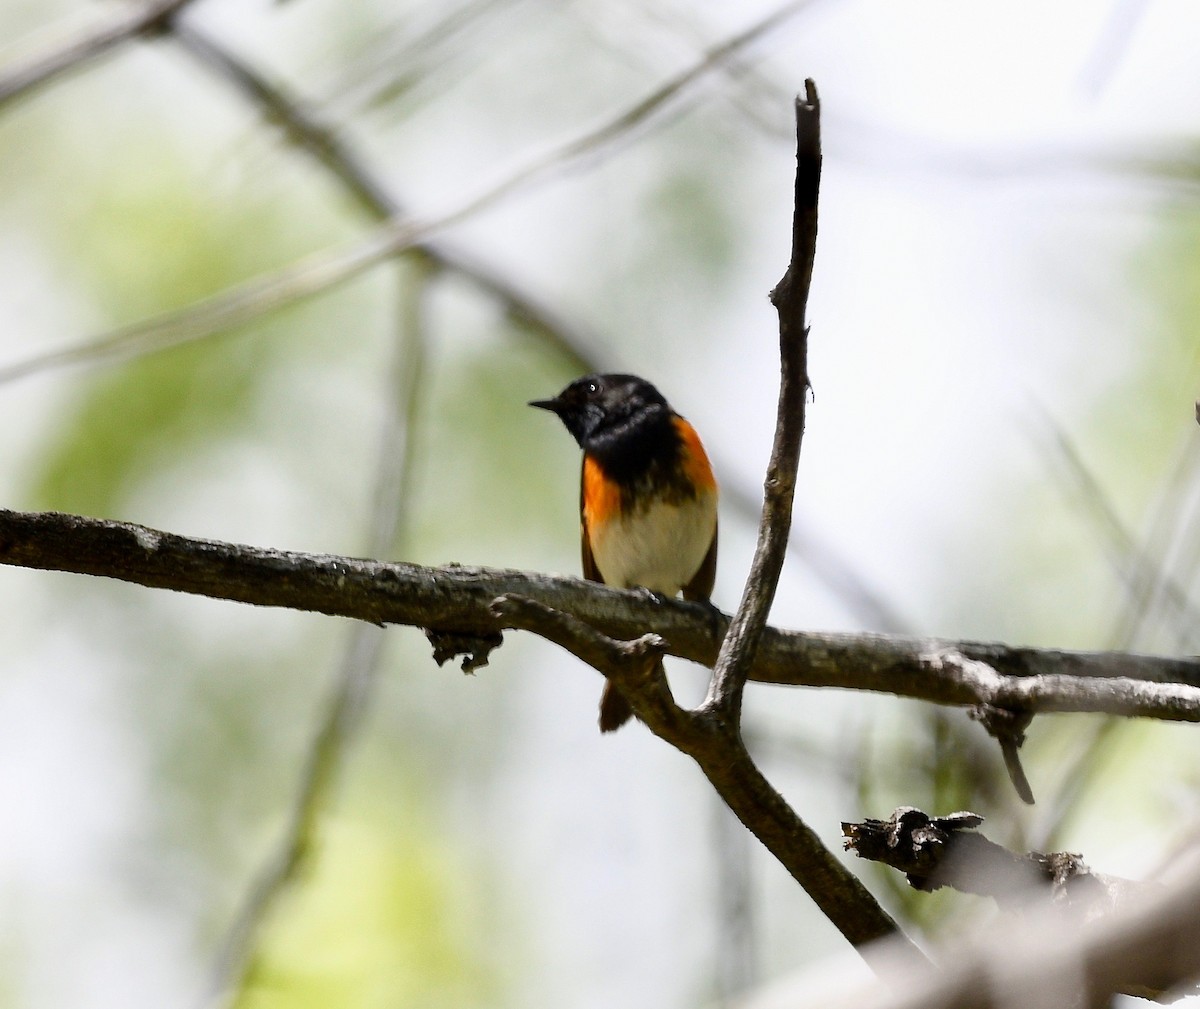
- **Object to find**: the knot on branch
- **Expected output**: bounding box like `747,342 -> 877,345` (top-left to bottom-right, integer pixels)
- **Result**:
763,469 -> 796,497
424,628 -> 503,673
970,701 -> 1031,747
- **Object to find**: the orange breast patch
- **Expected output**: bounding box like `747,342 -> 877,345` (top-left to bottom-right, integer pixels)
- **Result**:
582,454 -> 622,529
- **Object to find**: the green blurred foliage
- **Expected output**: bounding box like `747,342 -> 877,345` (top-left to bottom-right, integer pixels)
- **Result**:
34,336 -> 269,517
1097,203 -> 1200,519
237,793 -> 503,1009
25,143 -> 344,516
410,334 -> 579,569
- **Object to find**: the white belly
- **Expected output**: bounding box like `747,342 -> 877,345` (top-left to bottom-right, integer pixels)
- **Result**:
589,489 -> 716,594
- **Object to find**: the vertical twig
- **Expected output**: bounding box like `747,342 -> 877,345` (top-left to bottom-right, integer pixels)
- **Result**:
684,82 -> 916,962
705,81 -> 820,725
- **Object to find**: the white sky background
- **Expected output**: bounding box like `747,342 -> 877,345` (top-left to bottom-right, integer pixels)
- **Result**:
0,1 -> 1199,1008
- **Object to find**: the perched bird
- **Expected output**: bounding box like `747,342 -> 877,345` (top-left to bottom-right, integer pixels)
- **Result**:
530,373 -> 718,731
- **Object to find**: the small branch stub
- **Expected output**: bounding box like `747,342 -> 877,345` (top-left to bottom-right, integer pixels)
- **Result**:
926,648 -> 1038,804
424,628 -> 503,672
969,702 -> 1036,805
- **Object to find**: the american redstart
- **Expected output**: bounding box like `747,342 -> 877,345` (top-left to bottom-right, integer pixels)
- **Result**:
530,373 -> 718,731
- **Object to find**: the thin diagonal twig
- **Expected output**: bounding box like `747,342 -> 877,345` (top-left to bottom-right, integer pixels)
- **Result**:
1115,437 -> 1200,652
0,0 -> 195,109
1077,0 -> 1152,98
1031,405 -> 1200,650
321,0 -> 521,116
171,22 -> 399,219
169,20 -> 603,374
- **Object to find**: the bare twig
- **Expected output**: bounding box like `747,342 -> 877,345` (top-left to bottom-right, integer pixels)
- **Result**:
1077,0 -> 1152,98
652,83 -> 899,960
1028,718 -> 1121,853
167,23 -> 601,372
1034,408 -> 1200,650
320,0 -> 527,115
967,702 -> 1036,805
0,221 -> 414,384
844,808 -> 1143,915
171,22 -> 399,218
841,807 -> 1199,1006
0,0 -> 195,109
205,626 -> 380,1009
705,80 -> 820,723
1026,412 -> 1200,830
0,509 -> 1198,718
523,0 -> 812,178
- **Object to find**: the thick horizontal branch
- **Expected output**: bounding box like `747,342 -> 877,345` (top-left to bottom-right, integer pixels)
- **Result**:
1,510 -> 1198,721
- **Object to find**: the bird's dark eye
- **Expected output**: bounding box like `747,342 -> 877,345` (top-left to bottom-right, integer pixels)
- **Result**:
586,380 -> 600,395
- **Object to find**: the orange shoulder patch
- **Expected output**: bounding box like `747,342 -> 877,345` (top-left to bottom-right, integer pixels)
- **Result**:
672,416 -> 717,493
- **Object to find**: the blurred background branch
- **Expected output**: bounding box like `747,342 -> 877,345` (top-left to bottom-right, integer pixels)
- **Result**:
0,0 -> 195,107
205,261 -> 431,1009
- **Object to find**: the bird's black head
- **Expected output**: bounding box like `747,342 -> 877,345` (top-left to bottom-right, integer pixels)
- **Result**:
529,373 -> 672,454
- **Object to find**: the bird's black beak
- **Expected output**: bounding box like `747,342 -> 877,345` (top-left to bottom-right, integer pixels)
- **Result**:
529,397 -> 564,414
